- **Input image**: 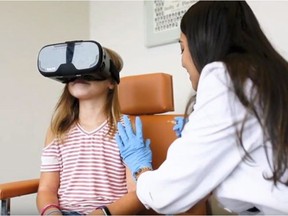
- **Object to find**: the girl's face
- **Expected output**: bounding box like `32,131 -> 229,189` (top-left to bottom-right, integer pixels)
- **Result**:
179,33 -> 200,91
68,78 -> 114,101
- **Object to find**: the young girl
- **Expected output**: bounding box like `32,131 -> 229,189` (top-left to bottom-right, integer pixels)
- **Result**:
37,45 -> 143,215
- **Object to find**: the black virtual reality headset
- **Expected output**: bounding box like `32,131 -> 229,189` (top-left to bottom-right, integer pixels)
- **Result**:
37,40 -> 120,84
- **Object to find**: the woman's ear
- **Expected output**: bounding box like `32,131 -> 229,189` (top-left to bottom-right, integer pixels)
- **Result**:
108,81 -> 115,91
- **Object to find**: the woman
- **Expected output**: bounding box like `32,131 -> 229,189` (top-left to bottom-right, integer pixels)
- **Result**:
116,1 -> 288,214
37,45 -> 143,215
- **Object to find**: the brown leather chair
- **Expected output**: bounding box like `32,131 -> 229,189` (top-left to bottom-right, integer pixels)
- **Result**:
118,73 -> 208,215
0,179 -> 39,215
0,73 -> 209,215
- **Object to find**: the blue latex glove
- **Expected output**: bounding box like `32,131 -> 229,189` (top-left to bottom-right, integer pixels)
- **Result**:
115,115 -> 152,179
173,116 -> 187,137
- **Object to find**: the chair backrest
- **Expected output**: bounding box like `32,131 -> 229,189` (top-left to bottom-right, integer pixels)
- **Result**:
119,73 -> 176,169
119,73 -> 174,115
118,73 -> 208,214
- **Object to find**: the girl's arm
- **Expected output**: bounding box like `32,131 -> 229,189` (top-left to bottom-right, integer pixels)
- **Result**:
88,168 -> 144,215
36,128 -> 62,215
37,172 -> 61,215
126,167 -> 136,192
88,191 -> 145,215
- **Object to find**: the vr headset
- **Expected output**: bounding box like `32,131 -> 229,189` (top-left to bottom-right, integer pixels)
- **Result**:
37,40 -> 120,83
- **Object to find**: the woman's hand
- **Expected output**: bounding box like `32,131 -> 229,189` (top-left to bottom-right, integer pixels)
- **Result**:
115,115 -> 152,180
173,116 -> 187,137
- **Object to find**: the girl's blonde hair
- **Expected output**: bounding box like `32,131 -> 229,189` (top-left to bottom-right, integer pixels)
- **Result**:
50,47 -> 123,141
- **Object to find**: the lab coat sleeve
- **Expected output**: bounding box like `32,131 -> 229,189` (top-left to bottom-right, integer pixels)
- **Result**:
136,62 -> 259,214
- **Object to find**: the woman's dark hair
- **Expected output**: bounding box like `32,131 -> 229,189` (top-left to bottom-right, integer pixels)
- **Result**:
181,1 -> 288,185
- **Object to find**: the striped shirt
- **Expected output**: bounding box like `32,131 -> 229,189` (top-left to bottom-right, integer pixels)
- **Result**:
40,121 -> 127,215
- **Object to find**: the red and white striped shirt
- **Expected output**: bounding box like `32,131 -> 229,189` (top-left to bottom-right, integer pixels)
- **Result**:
40,121 -> 127,215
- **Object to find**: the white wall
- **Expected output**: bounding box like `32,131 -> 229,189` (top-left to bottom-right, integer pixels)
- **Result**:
0,1 -> 90,214
0,0 -> 287,215
89,1 -> 191,114
249,1 -> 288,58
89,0 -> 288,114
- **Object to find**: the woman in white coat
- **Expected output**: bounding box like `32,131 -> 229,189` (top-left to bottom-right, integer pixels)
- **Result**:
116,1 -> 288,215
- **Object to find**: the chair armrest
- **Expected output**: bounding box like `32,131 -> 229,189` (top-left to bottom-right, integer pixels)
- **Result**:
0,179 -> 39,200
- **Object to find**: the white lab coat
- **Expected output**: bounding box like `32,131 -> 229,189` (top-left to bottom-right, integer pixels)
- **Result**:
136,62 -> 288,214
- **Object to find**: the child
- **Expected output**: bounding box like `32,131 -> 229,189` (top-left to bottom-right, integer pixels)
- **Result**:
37,43 -> 143,215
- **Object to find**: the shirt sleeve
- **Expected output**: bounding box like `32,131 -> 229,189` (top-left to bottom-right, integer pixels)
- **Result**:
40,140 -> 61,172
136,62 -> 260,214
